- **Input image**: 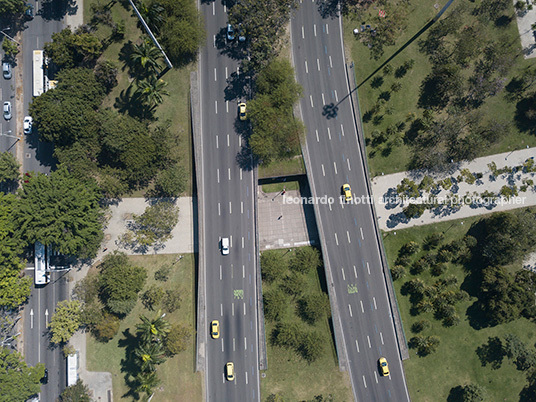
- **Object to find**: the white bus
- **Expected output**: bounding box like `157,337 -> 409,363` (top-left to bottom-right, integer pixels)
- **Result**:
34,241 -> 49,285
32,50 -> 44,97
67,351 -> 79,386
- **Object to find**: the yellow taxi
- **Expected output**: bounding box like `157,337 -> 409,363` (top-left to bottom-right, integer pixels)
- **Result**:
342,183 -> 352,202
226,362 -> 235,381
211,320 -> 220,339
238,102 -> 247,120
379,357 -> 389,376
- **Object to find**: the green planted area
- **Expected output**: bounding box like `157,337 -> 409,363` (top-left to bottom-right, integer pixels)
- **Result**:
383,208 -> 536,400
344,0 -> 536,176
85,254 -> 201,401
260,247 -> 353,401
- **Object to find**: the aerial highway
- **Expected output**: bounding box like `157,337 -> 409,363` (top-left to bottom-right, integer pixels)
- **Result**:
199,1 -> 261,401
291,1 -> 411,400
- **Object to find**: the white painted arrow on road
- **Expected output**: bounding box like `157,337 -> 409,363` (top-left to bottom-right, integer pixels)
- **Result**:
45,309 -> 49,326
30,309 -> 34,329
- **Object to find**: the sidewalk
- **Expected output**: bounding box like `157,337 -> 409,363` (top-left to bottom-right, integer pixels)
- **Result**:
371,147 -> 536,231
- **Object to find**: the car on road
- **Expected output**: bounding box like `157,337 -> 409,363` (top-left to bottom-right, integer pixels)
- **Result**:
3,101 -> 11,120
24,3 -> 34,19
238,24 -> 246,42
2,62 -> 11,79
378,357 -> 389,376
238,102 -> 247,120
42,368 -> 48,384
226,24 -> 235,41
23,116 -> 33,134
342,183 -> 352,202
226,362 -> 235,381
211,320 -> 220,339
221,237 -> 229,255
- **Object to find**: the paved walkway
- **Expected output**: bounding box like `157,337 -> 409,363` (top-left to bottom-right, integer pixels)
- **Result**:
514,0 -> 536,58
258,187 -> 319,250
372,147 -> 536,231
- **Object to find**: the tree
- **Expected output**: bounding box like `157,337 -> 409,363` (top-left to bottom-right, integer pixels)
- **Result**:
299,293 -> 330,324
151,164 -> 187,197
272,322 -> 301,349
263,288 -> 286,321
99,252 -> 147,316
281,273 -> 305,297
163,324 -> 192,356
134,76 -> 169,110
129,39 -> 162,77
92,312 -> 120,342
129,201 -> 179,247
44,28 -> 103,69
409,335 -> 440,356
289,247 -> 321,274
60,379 -> 91,402
0,0 -> 25,15
134,341 -> 165,372
458,383 -> 485,401
136,312 -> 171,344
418,64 -> 464,110
0,151 -> 20,184
391,265 -> 406,280
261,251 -> 286,283
48,300 -> 82,344
141,285 -> 164,311
424,233 -> 444,250
15,167 -> 104,259
2,39 -> 19,58
411,319 -> 430,334
299,330 -> 324,363
0,347 -> 45,402
162,289 -> 181,313
134,370 -> 161,397
476,336 -> 504,369
399,241 -> 420,256
94,60 -> 118,93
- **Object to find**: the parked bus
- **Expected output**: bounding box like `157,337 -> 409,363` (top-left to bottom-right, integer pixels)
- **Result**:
34,241 -> 49,285
67,351 -> 79,387
32,50 -> 44,97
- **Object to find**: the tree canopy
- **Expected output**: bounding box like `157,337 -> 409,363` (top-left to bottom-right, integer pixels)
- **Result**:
15,167 -> 104,259
0,0 -> 25,15
0,347 -> 45,402
44,28 -> 103,70
49,300 -> 82,344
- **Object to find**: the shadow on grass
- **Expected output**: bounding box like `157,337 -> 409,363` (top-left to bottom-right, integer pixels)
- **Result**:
118,328 -> 141,399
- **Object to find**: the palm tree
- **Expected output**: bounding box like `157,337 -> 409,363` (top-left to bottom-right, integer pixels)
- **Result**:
135,370 -> 161,396
136,2 -> 165,34
129,40 -> 162,77
134,342 -> 165,372
135,76 -> 169,110
136,312 -> 171,344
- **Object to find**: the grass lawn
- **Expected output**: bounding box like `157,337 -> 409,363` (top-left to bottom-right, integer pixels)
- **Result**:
258,156 -> 306,179
86,253 -> 202,402
382,213 -> 535,401
83,0 -> 195,196
344,0 -> 536,177
259,248 -> 353,401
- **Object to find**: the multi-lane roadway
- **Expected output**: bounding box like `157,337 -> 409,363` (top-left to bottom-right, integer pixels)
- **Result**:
199,1 -> 261,401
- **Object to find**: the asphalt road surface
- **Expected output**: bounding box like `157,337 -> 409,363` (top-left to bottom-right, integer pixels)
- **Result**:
199,1 -> 261,401
291,1 -> 411,401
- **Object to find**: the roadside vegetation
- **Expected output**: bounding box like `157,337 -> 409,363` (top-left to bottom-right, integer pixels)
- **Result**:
345,0 -> 536,176
260,247 -> 353,401
383,208 -> 536,400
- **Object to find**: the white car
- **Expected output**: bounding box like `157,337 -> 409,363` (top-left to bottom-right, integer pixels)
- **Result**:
221,237 -> 229,255
3,101 -> 11,120
23,116 -> 33,134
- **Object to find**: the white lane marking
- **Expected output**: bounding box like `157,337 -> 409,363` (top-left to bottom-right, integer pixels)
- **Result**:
360,300 -> 364,313
217,169 -> 220,183
373,297 -> 377,310
245,371 -> 248,385
321,164 -> 325,176
241,202 -> 244,214
355,339 -> 360,352
232,303 -> 235,316
228,168 -> 231,180
218,203 -> 221,216
216,135 -> 219,149
328,203 -> 332,211
341,268 -> 345,281
244,303 -> 246,315
334,233 -> 339,245
226,100 -> 229,113
305,60 -> 308,74
360,227 -> 364,240
310,95 -> 314,108
242,237 -> 244,248
221,303 -> 223,316
348,304 -> 353,317
317,58 -> 320,71
240,169 -> 243,180
314,24 -> 317,36
315,129 -> 319,142
215,101 -> 218,114
223,4 -> 226,12
363,376 -> 367,388
367,262 -> 371,275
367,335 -> 371,348
221,338 -> 224,352
230,236 -> 233,248
302,26 -> 305,39
347,159 -> 351,171
225,67 -> 228,79
335,90 -> 338,102
214,68 -> 217,81
347,231 -> 351,243
244,336 -> 247,349
220,265 -> 222,280
322,93 -> 325,105
327,127 -> 331,139
229,202 -> 232,214
329,55 -> 333,68
354,265 -> 357,278
341,124 -> 345,136
243,265 -> 245,278
237,66 -> 240,76
374,371 -> 378,383
380,332 -> 384,345
333,162 -> 338,174
212,2 -> 215,14
326,24 -> 329,34
222,373 -> 225,383
213,35 -> 216,48
233,338 -> 236,351
227,134 -> 230,147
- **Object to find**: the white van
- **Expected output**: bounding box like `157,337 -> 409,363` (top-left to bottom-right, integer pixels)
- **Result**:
221,237 -> 229,255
